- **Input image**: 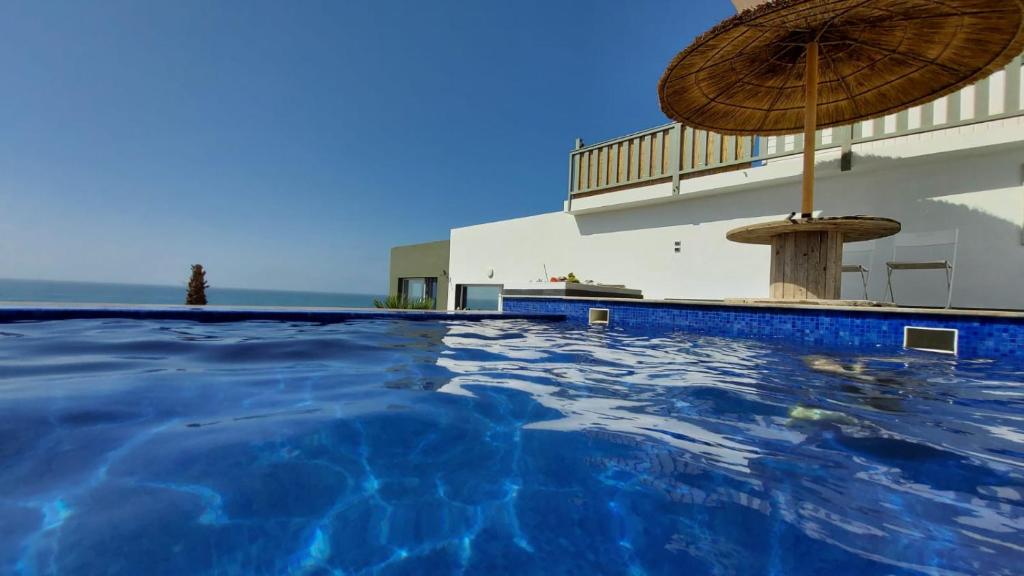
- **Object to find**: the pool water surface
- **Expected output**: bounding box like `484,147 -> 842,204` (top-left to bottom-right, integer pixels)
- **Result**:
1,318 -> 1023,575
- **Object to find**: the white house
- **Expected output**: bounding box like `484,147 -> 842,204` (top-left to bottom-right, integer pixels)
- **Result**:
443,55 -> 1024,312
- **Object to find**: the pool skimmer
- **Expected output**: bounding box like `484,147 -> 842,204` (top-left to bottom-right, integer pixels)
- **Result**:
903,326 -> 958,355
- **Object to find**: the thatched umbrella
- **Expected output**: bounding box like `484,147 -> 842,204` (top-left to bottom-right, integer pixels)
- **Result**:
659,0 -> 1024,217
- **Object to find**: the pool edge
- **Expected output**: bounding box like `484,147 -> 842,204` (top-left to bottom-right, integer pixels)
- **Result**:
0,303 -> 565,324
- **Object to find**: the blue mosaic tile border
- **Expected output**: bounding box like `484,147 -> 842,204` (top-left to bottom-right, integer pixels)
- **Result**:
503,297 -> 1024,360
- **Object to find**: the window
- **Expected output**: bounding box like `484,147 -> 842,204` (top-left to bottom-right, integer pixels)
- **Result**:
398,277 -> 437,307
455,284 -> 501,311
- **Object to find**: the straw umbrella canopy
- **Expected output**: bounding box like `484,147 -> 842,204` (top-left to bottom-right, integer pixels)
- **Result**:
658,0 -> 1024,216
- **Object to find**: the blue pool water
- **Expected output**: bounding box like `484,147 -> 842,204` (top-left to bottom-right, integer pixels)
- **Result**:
1,318 -> 1023,575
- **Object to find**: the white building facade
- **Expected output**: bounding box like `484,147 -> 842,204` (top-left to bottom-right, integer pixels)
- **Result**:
447,57 -> 1024,311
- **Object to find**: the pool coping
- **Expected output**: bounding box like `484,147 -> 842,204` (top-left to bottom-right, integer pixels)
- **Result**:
502,294 -> 1024,320
0,302 -> 566,323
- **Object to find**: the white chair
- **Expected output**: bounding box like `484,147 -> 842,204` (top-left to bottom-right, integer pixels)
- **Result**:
841,240 -> 875,300
886,229 -> 959,308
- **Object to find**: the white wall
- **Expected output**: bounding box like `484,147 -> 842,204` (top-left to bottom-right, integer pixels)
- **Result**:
449,123 -> 1024,310
731,0 -> 770,11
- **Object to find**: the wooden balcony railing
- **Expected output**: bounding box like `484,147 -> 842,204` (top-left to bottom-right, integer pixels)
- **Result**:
568,54 -> 1023,201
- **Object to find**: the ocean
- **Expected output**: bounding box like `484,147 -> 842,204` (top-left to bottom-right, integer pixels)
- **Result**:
0,278 -> 380,308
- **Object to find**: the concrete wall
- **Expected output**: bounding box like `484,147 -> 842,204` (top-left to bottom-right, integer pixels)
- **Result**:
731,0 -> 769,11
388,240 -> 450,310
449,120 -> 1024,311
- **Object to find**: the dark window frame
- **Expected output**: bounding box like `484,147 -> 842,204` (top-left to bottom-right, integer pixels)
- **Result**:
398,277 -> 438,307
454,283 -> 502,311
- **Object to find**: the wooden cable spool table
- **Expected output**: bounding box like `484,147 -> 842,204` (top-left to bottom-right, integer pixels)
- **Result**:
726,216 -> 901,300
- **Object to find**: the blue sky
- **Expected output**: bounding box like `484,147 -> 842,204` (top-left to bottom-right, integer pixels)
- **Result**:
0,1 -> 734,294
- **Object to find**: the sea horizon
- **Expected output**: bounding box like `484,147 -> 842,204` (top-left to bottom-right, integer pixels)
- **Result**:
0,277 -> 382,308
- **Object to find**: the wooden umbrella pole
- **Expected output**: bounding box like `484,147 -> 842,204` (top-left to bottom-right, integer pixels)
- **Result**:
801,41 -> 819,218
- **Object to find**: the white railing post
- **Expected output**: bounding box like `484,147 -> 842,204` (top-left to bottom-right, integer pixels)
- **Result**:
669,123 -> 682,194
1006,55 -> 1022,113
921,102 -> 935,128
839,124 -> 853,171
567,138 -> 584,211
975,77 -> 991,119
948,91 -> 962,124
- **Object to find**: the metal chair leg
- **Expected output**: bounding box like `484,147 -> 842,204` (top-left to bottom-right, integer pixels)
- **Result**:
887,267 -> 896,303
860,269 -> 869,300
945,265 -> 953,309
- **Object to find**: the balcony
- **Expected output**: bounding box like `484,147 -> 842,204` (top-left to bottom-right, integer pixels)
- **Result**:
567,54 -> 1024,212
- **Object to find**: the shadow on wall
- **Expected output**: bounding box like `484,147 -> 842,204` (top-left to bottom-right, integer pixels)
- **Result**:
572,149 -> 1024,309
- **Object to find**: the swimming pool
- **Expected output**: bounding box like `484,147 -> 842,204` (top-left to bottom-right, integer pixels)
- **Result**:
2,317 -> 1022,575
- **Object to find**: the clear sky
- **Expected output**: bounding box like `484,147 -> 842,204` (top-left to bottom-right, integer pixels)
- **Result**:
0,0 -> 734,294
